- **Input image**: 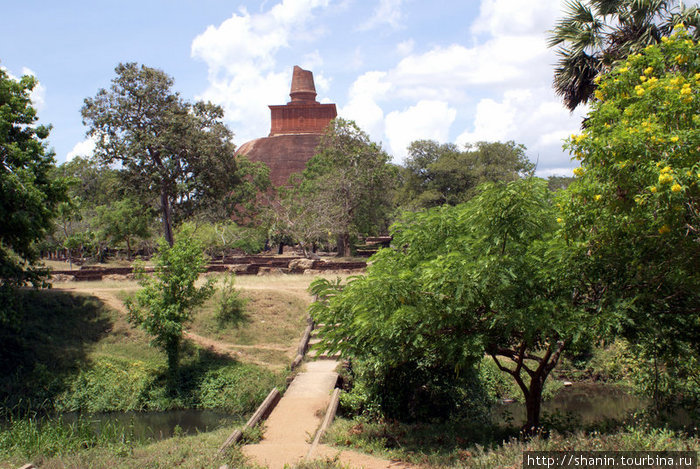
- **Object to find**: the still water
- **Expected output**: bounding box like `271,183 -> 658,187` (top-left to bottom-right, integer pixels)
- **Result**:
60,384 -> 651,440
63,409 -> 242,441
492,383 -> 647,427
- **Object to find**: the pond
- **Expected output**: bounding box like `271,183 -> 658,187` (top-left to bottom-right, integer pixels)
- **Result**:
492,382 -> 647,427
62,409 -> 242,441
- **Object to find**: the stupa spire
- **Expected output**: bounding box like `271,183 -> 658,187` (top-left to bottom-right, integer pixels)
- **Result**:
289,65 -> 317,103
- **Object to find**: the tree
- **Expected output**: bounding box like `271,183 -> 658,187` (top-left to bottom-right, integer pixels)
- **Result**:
311,179 -> 592,431
559,26 -> 699,408
81,63 -> 266,246
95,198 -> 152,259
289,118 -> 396,257
126,234 -> 214,383
48,157 -> 125,262
397,140 -> 534,210
548,0 -> 699,110
0,68 -> 65,322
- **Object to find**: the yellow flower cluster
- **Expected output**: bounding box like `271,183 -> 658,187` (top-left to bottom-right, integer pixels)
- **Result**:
681,83 -> 692,95
573,167 -> 584,177
594,194 -> 602,201
671,183 -> 682,192
644,67 -> 654,75
659,173 -> 674,184
635,85 -> 645,96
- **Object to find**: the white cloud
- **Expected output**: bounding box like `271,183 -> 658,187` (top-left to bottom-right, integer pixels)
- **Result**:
340,71 -> 392,141
1,66 -> 46,111
456,87 -> 585,174
471,0 -> 561,37
22,68 -> 46,111
66,137 -> 96,162
385,100 -> 457,161
358,0 -> 405,31
191,0 -> 330,142
337,0 -> 584,173
396,39 -> 414,56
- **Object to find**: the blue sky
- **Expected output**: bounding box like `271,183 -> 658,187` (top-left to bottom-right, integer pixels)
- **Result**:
2,0 -> 674,176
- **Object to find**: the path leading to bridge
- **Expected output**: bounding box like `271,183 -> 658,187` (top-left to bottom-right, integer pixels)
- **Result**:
54,280 -> 411,468
242,359 -> 410,469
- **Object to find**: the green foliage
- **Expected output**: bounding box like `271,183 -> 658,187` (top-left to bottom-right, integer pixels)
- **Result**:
214,274 -> 247,327
82,62 -> 268,246
325,416 -> 700,468
311,179 -> 591,429
95,198 -> 152,259
561,27 -> 700,409
548,0 -> 700,110
181,220 -> 266,258
0,290 -> 112,414
281,118 -> 397,256
397,139 -> 534,210
0,415 -> 137,460
0,68 -> 66,322
126,235 -> 215,379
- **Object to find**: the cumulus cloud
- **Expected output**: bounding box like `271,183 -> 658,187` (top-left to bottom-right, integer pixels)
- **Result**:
471,0 -> 561,37
456,87 -> 586,175
358,0 -> 406,31
66,137 -> 96,162
191,0 -> 330,142
340,0 -> 584,174
340,71 -> 392,141
385,100 -> 457,160
1,66 -> 46,111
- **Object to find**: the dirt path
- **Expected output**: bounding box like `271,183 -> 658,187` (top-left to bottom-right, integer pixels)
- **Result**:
55,281 -> 410,468
242,359 -> 410,469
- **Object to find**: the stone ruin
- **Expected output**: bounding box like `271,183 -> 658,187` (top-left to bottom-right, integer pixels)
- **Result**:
236,66 -> 338,186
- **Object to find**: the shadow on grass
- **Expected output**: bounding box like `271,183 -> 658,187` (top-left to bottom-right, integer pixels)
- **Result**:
0,289 -> 113,415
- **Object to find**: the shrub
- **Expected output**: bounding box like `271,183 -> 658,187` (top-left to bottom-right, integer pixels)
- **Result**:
215,274 -> 247,327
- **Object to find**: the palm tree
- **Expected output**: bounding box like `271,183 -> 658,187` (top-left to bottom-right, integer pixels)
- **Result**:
548,0 -> 700,111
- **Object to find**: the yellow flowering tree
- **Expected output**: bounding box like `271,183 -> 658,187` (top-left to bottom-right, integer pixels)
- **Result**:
561,26 -> 699,409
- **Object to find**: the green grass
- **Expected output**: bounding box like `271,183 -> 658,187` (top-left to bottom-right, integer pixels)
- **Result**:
0,423 -> 252,469
0,274 -> 324,467
323,417 -> 700,468
0,289 -> 284,415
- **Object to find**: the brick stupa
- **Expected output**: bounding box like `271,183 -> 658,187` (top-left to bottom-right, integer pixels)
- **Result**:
236,66 -> 337,186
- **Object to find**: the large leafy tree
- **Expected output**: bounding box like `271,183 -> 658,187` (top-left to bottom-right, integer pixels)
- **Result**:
0,68 -> 65,321
397,140 -> 533,210
312,179 -> 593,431
82,63 -> 266,246
548,0 -> 699,110
289,118 -> 396,257
560,27 -> 699,407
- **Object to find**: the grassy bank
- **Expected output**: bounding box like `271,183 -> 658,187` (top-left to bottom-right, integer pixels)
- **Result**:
0,288 -> 284,415
0,418 -> 248,469
0,274 -> 316,466
323,417 -> 699,468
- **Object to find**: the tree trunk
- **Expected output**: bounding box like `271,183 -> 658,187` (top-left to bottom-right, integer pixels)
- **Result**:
524,377 -> 543,434
161,188 -> 175,247
165,337 -> 180,391
126,237 -> 132,261
337,233 -> 351,257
